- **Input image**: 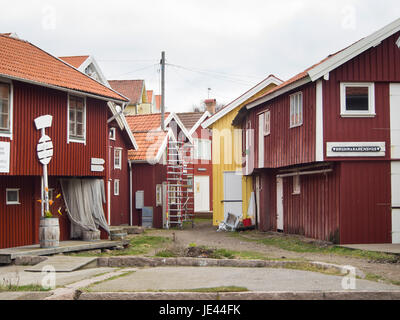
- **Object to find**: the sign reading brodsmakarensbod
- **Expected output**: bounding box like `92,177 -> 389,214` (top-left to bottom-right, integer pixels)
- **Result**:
327,142 -> 386,157
0,141 -> 10,173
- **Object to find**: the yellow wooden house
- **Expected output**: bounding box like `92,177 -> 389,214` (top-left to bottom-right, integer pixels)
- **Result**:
202,75 -> 282,227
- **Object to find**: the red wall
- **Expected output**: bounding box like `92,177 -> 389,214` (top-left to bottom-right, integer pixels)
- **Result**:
131,163 -> 166,228
251,82 -> 316,169
109,119 -> 131,226
192,125 -> 213,212
339,161 -> 391,244
0,80 -> 108,177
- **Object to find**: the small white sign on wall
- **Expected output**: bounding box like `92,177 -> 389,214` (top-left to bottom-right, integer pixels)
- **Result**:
91,158 -> 105,172
327,142 -> 386,157
0,141 -> 10,173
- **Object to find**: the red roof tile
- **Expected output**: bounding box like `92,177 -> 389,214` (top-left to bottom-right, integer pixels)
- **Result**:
128,131 -> 167,161
147,90 -> 153,103
177,112 -> 205,130
109,80 -> 144,105
58,55 -> 89,68
125,113 -> 171,161
125,113 -> 170,133
155,95 -> 162,111
0,35 -> 127,102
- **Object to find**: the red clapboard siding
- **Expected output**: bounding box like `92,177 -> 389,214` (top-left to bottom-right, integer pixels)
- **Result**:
109,120 -> 131,226
253,82 -> 316,169
1,81 -> 108,177
282,165 -> 340,242
131,163 -> 166,228
339,161 -> 391,244
0,176 -> 36,249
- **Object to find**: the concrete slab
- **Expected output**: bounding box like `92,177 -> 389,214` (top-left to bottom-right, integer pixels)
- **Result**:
0,240 -> 125,264
88,266 -> 400,293
0,265 -> 115,288
340,244 -> 400,255
24,256 -> 98,273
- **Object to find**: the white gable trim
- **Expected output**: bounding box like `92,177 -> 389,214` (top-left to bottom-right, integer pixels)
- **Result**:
247,77 -> 311,110
308,18 -> 400,82
202,75 -> 283,128
188,111 -> 211,136
396,36 -> 400,48
164,112 -> 194,144
79,56 -> 110,88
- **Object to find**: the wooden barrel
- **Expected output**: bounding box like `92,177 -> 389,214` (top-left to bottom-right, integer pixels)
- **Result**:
39,218 -> 60,248
82,230 -> 101,242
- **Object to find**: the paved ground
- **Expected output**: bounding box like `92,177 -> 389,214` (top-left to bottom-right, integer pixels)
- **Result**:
147,220 -> 400,284
88,266 -> 399,292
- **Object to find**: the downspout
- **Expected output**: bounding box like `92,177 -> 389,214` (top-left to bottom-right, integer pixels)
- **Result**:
129,160 -> 133,226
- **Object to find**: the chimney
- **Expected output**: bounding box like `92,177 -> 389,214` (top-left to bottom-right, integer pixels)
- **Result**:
204,99 -> 216,115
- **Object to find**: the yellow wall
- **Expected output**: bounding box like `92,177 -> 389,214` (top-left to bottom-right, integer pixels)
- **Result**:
210,83 -> 277,226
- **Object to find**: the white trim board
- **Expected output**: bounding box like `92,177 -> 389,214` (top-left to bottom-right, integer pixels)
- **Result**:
202,75 -> 283,128
164,112 -> 194,144
246,18 -> 400,110
188,111 -> 211,136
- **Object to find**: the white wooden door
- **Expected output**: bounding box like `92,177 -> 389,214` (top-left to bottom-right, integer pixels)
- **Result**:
194,176 -> 210,212
258,114 -> 264,168
255,175 -> 261,226
223,172 -> 243,219
390,84 -> 400,159
391,162 -> 400,243
276,177 -> 283,231
390,83 -> 400,243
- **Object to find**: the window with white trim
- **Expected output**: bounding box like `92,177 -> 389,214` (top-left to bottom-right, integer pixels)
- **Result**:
6,188 -> 20,205
114,148 -> 122,170
0,82 -> 11,134
156,184 -> 162,206
290,92 -> 303,128
193,139 -> 211,161
293,175 -> 300,195
340,82 -> 375,117
114,180 -> 120,196
68,95 -> 86,142
264,110 -> 270,136
109,127 -> 116,140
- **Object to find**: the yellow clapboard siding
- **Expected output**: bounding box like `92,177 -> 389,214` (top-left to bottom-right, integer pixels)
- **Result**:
210,83 -> 277,226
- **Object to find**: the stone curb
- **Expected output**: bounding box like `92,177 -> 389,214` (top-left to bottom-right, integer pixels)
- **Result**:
14,256 -> 48,266
96,257 -> 365,278
77,290 -> 400,300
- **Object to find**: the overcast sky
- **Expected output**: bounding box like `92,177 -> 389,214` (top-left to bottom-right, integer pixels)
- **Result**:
1,1 -> 400,112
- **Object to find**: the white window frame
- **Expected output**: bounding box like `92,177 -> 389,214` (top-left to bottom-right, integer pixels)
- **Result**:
67,94 -> 87,144
114,179 -> 120,196
290,92 -> 303,128
0,79 -> 13,140
193,139 -> 211,161
6,188 -> 20,205
264,110 -> 270,136
293,175 -> 301,195
340,82 -> 375,117
109,127 -> 116,141
114,148 -> 122,170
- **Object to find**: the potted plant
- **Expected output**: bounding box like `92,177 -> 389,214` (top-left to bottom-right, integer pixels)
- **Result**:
38,191 -> 62,248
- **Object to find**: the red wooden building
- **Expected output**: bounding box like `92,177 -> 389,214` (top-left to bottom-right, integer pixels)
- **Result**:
234,18 -> 400,244
177,112 -> 213,215
59,55 -> 138,227
0,34 -> 133,249
126,112 -> 193,228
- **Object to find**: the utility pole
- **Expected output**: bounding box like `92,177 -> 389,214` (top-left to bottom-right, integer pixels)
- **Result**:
161,51 -> 165,131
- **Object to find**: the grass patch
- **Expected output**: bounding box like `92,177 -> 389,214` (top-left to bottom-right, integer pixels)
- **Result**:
69,235 -> 172,257
0,284 -> 51,292
230,232 -> 400,263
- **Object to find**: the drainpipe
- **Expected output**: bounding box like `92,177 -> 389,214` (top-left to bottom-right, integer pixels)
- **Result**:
129,160 -> 133,226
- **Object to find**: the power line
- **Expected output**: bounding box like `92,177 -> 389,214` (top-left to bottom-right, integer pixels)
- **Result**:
166,63 -> 264,85
109,63 -> 159,78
